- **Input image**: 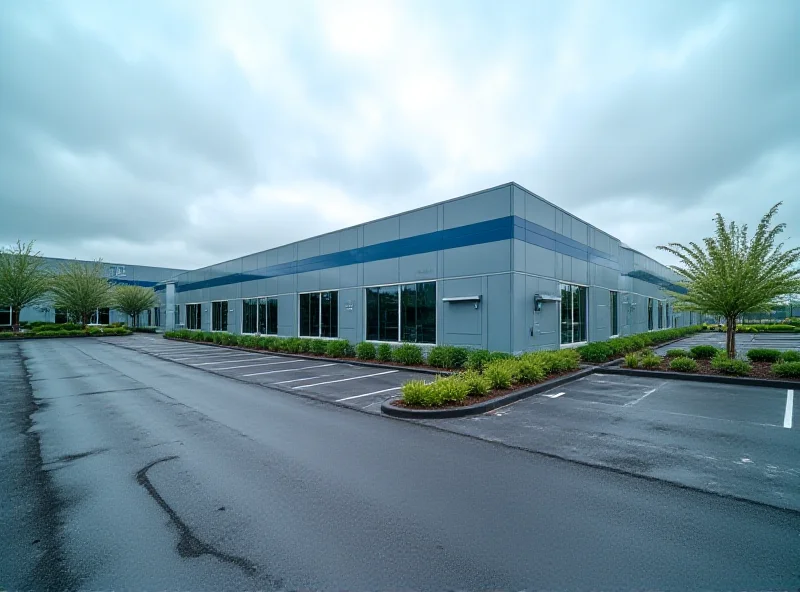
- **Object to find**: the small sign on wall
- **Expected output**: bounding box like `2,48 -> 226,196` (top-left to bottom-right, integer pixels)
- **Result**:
345,300 -> 355,311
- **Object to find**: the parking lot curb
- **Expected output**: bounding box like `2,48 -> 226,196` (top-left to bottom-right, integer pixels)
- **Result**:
380,367 -> 595,419
600,366 -> 800,389
161,337 -> 448,375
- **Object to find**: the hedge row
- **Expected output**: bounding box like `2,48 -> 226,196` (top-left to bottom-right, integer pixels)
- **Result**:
704,323 -> 800,333
624,347 -> 800,378
0,327 -> 131,339
576,325 -> 704,363
400,349 -> 582,407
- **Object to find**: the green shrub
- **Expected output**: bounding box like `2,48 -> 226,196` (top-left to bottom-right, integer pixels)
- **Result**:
772,361 -> 800,378
746,348 -> 782,363
665,348 -> 690,358
211,332 -> 225,344
779,350 -> 800,362
238,335 -> 258,348
296,338 -> 312,353
669,357 -> 698,372
577,342 -> 613,363
221,333 -> 238,346
377,343 -> 393,362
307,339 -> 326,355
711,354 -> 751,376
281,337 -> 300,353
483,359 -> 519,390
427,345 -> 469,369
429,375 -> 470,404
402,380 -> 434,406
640,354 -> 662,369
325,339 -> 353,358
393,343 -> 423,365
516,358 -> 546,384
460,369 -> 491,396
489,351 -> 514,362
690,345 -> 720,360
355,342 -> 376,360
465,349 -> 492,371
624,353 -> 640,368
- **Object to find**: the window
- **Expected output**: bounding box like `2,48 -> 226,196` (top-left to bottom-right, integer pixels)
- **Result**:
186,304 -> 201,330
648,298 -> 654,331
146,309 -> 152,326
657,301 -> 664,329
560,283 -> 587,345
299,291 -> 337,338
666,303 -> 671,328
0,306 -> 10,326
365,282 -> 436,343
55,309 -> 68,324
212,301 -> 228,331
242,299 -> 258,333
267,298 -> 278,335
610,291 -> 618,336
154,308 -> 161,327
174,305 -> 181,327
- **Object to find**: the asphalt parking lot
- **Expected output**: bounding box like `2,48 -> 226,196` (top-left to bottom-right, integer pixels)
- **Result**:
426,371 -> 799,510
655,330 -> 800,354
108,334 -> 436,412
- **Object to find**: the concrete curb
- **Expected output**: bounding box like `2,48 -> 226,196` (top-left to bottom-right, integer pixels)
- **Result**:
161,336 -> 449,375
600,366 -> 800,389
380,367 -> 595,419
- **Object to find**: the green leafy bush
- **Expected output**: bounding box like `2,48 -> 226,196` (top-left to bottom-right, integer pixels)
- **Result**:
429,375 -> 470,404
221,333 -> 238,346
377,343 -> 393,362
669,357 -> 698,372
460,370 -> 491,396
577,342 -> 614,363
483,359 -> 519,389
402,380 -> 434,406
746,348 -> 782,362
355,341 -> 376,360
393,343 -> 424,365
488,351 -> 514,362
516,358 -> 546,384
465,349 -> 492,371
624,353 -> 640,368
325,339 -> 353,358
640,354 -> 662,369
772,361 -> 800,377
238,335 -> 259,348
711,354 -> 751,376
690,345 -> 721,359
308,339 -> 327,355
426,345 -> 469,369
779,350 -> 800,362
296,338 -> 312,353
665,348 -> 690,358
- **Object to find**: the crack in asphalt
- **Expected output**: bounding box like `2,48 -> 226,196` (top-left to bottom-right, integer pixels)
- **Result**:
135,456 -> 259,576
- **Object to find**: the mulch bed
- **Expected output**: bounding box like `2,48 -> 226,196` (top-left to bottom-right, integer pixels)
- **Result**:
632,358 -> 787,380
390,369 -> 581,410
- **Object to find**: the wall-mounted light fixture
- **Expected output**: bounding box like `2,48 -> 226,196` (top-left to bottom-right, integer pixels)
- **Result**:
533,293 -> 561,312
442,295 -> 481,309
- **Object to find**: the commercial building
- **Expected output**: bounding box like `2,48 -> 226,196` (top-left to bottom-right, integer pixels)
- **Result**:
161,183 -> 695,353
0,258 -> 185,327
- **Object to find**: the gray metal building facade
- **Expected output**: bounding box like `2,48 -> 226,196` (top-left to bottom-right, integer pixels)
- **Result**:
165,183 -> 694,353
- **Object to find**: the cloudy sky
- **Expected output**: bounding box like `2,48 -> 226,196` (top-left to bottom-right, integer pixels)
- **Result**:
1,0 -> 798,271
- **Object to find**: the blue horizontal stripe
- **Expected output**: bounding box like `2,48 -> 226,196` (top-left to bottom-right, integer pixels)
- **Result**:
625,270 -> 688,295
110,279 -> 159,288
174,215 -> 628,293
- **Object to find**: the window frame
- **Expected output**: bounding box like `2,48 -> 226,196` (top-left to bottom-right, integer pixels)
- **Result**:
647,298 -> 654,331
297,290 -> 339,339
363,280 -> 437,345
186,303 -> 202,330
0,306 -> 11,326
559,282 -> 588,348
609,290 -> 619,337
211,300 -> 228,332
242,298 -> 259,334
657,300 -> 664,329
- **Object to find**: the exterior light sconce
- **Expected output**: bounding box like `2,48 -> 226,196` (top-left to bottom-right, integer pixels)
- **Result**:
442,295 -> 481,309
533,293 -> 561,312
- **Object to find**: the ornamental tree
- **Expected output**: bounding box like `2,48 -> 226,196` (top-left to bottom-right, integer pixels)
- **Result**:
50,260 -> 113,327
0,240 -> 51,330
111,285 -> 158,327
658,203 -> 800,358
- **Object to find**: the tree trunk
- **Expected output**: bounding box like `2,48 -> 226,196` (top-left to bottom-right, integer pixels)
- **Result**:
726,316 -> 737,359
11,308 -> 20,332
82,313 -> 89,328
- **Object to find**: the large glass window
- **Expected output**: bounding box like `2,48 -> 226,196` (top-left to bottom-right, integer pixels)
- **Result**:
560,283 -> 587,345
257,297 -> 279,335
154,308 -> 161,327
55,309 -> 68,324
0,307 -> 10,325
366,286 -> 399,341
212,301 -> 228,331
174,305 -> 181,327
657,300 -> 664,329
647,298 -> 654,331
242,299 -> 258,333
401,282 -> 436,343
299,291 -> 336,337
365,282 -> 436,343
187,304 -> 201,330
666,303 -> 671,328
610,291 -> 618,336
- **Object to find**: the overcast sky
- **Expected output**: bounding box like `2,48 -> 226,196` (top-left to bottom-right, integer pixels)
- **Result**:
1,0 -> 798,271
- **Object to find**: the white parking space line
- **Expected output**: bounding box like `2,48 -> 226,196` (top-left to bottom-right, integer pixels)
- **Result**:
785,390 -> 794,429
543,392 -> 565,399
191,357 -> 266,366
273,374 -> 333,385
293,370 -> 398,389
172,352 -> 251,359
216,360 -> 311,371
242,363 -> 336,377
624,386 -> 661,407
336,386 -> 401,402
